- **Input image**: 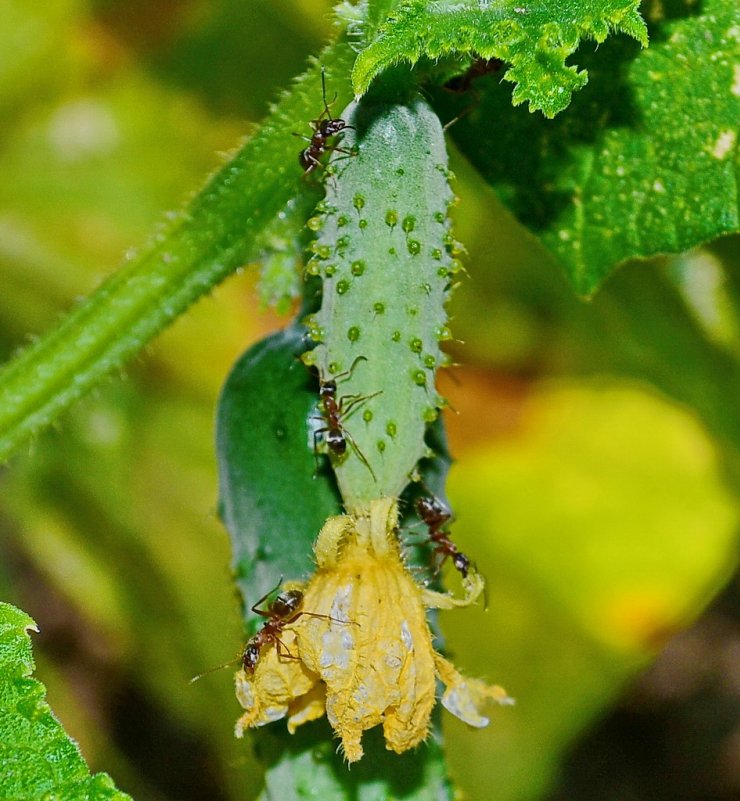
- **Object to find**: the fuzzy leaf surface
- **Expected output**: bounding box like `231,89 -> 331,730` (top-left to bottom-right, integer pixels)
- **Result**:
353,0 -> 647,117
0,602 -> 132,801
446,0 -> 739,294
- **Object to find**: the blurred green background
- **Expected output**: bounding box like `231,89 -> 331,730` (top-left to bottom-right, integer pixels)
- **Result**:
0,2 -> 738,800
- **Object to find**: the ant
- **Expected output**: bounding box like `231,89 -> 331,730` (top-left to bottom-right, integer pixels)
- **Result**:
313,356 -> 380,481
241,584 -> 305,673
415,495 -> 471,579
443,58 -> 504,94
295,67 -> 354,176
190,580 -> 353,682
440,57 -> 505,133
243,580 -> 356,673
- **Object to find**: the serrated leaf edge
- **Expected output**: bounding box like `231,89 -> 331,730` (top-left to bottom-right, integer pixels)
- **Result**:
352,2 -> 648,117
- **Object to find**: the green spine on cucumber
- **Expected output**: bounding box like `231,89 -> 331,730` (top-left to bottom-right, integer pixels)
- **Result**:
303,96 -> 460,512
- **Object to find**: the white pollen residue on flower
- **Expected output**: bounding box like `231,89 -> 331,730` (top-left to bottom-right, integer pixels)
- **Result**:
234,497 -> 512,763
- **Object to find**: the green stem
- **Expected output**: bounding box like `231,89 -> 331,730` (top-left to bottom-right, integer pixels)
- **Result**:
0,42 -> 355,463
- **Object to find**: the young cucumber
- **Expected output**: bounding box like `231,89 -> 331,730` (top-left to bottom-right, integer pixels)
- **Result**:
305,96 -> 460,512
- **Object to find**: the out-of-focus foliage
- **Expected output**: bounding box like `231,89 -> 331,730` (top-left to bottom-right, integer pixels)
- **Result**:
443,384 -> 737,800
0,2 -> 738,801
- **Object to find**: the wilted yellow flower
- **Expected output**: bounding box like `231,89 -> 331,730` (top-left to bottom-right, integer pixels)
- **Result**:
235,496 -> 512,762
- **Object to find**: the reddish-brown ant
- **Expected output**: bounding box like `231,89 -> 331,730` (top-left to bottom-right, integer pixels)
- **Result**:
295,67 -> 354,176
190,580 -> 353,682
415,495 -> 471,579
313,356 -> 380,481
440,57 -> 506,133
243,580 -> 356,673
241,584 -> 305,673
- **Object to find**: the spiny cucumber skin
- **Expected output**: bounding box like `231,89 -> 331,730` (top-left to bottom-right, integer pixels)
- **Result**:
304,97 -> 460,512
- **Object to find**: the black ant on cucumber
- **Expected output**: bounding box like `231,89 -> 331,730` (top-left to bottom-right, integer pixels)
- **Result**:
295,67 -> 355,176
415,495 -> 471,579
312,356 -> 380,481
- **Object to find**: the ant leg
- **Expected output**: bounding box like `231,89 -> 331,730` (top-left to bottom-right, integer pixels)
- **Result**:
431,548 -> 446,577
275,636 -> 300,661
300,611 -> 359,627
292,132 -> 313,143
251,577 -> 285,616
329,152 -> 359,170
312,426 -> 329,477
442,100 -> 477,133
339,389 -> 383,420
302,154 -> 323,175
343,428 -> 377,483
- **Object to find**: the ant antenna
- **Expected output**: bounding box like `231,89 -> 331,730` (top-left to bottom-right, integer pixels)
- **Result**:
254,576 -> 285,609
189,655 -> 240,684
320,66 -> 332,117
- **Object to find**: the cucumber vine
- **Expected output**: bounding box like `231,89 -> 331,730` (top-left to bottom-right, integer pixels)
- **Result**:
2,1 -> 737,801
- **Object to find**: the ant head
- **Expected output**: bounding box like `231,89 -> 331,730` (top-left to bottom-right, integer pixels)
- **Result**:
242,643 -> 261,673
319,118 -> 348,137
326,428 -> 347,455
272,589 -> 303,617
320,380 -> 337,397
452,552 -> 470,578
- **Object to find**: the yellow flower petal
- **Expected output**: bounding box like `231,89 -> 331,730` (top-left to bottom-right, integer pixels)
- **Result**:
434,652 -> 514,728
234,629 -> 318,736
421,568 -> 486,609
297,497 -> 436,761
286,683 -> 326,733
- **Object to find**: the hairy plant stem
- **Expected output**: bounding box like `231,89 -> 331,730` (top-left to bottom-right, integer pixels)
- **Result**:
0,41 -> 355,463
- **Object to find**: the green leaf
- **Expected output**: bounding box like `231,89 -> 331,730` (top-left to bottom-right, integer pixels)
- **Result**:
0,602 -> 132,801
352,0 -> 647,117
445,0 -> 739,294
0,42 -> 355,464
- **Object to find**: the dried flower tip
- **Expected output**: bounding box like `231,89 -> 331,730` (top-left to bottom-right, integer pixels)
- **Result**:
234,497 -> 511,762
